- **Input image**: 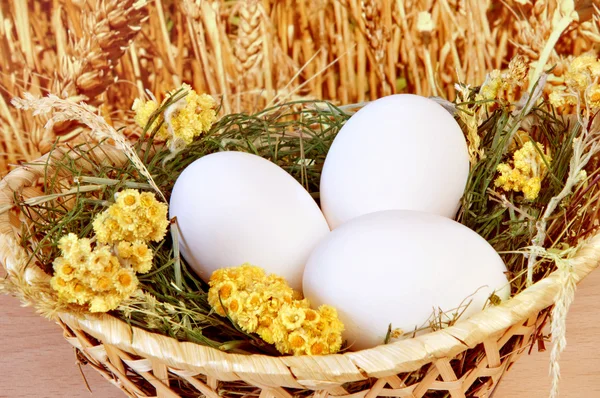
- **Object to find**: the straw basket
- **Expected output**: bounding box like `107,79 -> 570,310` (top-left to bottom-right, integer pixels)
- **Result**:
2,0 -> 600,395
1,142 -> 599,398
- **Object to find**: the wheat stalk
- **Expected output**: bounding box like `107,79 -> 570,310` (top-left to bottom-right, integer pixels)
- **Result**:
54,0 -> 149,101
11,93 -> 165,202
182,0 -> 234,114
360,0 -> 391,96
0,0 -> 147,173
2,0 -> 600,176
235,0 -> 264,110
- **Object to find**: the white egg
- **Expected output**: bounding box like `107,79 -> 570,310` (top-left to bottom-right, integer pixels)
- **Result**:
320,94 -> 469,229
169,151 -> 330,290
303,210 -> 510,351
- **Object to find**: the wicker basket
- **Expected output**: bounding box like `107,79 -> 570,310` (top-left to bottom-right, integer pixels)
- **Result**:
1,141 -> 599,398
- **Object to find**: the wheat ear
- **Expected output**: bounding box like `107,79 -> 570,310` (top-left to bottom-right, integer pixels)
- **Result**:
55,0 -> 149,101
12,93 -> 166,202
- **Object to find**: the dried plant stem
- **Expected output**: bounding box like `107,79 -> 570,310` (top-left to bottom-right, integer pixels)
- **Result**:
549,255 -> 577,398
423,48 -> 438,97
488,190 -> 534,220
200,1 -> 231,114
11,94 -> 165,202
528,8 -> 577,92
527,105 -> 600,285
395,0 -> 421,94
183,1 -> 219,96
0,94 -> 25,165
129,43 -> 146,98
155,0 -> 181,87
12,0 -> 34,67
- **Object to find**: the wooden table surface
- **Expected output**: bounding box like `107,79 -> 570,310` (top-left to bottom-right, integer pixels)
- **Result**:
2,271 -> 599,398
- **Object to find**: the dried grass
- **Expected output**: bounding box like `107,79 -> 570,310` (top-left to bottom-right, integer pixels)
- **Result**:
52,0 -> 149,101
2,2 -> 598,174
0,0 -> 147,173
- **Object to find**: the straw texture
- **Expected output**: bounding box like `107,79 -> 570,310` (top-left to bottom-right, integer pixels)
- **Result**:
2,1 -> 599,174
0,0 -> 147,173
1,140 -> 600,397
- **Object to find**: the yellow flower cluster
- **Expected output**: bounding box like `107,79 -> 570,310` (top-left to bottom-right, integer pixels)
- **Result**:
50,190 -> 169,312
549,54 -> 600,109
93,189 -> 169,244
208,264 -> 344,356
132,83 -> 217,145
495,141 -> 551,200
50,234 -> 138,312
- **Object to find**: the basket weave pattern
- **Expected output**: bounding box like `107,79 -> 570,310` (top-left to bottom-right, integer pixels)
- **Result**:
2,144 -> 600,398
57,311 -> 544,398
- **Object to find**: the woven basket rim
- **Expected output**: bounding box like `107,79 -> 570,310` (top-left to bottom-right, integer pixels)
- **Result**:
2,143 -> 600,388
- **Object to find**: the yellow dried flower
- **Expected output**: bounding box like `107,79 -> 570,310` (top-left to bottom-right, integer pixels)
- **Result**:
548,90 -> 575,108
237,310 -> 260,332
258,325 -> 276,345
52,277 -> 94,306
303,308 -> 320,325
58,234 -> 92,263
50,235 -> 140,313
140,192 -> 156,208
114,268 -> 138,295
115,241 -> 154,273
279,303 -> 306,330
495,141 -> 552,200
130,241 -> 154,274
50,275 -> 68,291
87,245 -> 114,273
57,233 -> 80,257
286,330 -> 309,352
549,54 -> 600,109
132,98 -> 160,133
116,241 -> 133,259
208,264 -> 344,356
478,69 -> 503,101
218,281 -> 236,300
132,84 -> 217,146
91,275 -> 113,292
70,246 -> 91,269
69,281 -> 94,305
476,61 -> 528,104
564,54 -> 600,91
245,292 -> 263,313
116,189 -> 141,210
506,55 -> 528,87
588,84 -> 600,109
93,189 -> 169,244
103,256 -> 121,275
53,257 -> 76,281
